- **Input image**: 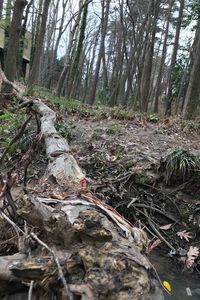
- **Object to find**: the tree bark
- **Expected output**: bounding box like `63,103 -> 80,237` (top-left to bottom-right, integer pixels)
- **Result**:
1,0 -> 27,94
154,0 -> 175,113
183,23 -> 200,119
68,0 -> 89,98
165,0 -> 184,116
87,0 -> 110,105
0,0 -> 3,19
17,0 -> 34,77
139,0 -> 160,112
56,1 -> 83,96
27,0 -> 51,87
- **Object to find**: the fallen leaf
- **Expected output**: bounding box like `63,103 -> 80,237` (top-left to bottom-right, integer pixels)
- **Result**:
160,224 -> 172,230
177,230 -> 192,242
147,239 -> 161,253
51,192 -> 65,200
186,246 -> 199,269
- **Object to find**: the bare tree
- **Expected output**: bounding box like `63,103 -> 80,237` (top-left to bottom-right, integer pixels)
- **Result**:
28,0 -> 51,87
87,0 -> 111,105
1,0 -> 27,94
154,0 -> 175,113
165,0 -> 185,115
183,22 -> 200,119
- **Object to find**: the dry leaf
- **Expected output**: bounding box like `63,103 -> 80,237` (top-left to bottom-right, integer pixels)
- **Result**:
147,239 -> 161,253
177,230 -> 192,242
160,223 -> 172,230
51,192 -> 65,200
186,246 -> 199,269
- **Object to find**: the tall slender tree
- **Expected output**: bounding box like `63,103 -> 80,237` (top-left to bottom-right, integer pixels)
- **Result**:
165,0 -> 185,115
27,0 -> 51,87
87,0 -> 111,105
183,21 -> 200,119
1,0 -> 27,94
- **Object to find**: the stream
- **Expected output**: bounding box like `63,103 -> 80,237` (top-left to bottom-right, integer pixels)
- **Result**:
150,253 -> 200,299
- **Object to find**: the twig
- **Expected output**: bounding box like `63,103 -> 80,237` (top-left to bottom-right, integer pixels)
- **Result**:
141,182 -> 183,217
0,173 -> 17,218
5,189 -> 17,219
133,203 -> 179,224
150,262 -> 171,295
0,211 -> 25,238
0,115 -> 32,166
142,208 -> 176,252
30,233 -> 73,300
28,280 -> 34,300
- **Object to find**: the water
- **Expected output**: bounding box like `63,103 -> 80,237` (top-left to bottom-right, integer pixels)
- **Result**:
149,253 -> 200,299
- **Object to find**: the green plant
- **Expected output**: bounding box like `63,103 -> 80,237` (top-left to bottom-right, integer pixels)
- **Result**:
160,148 -> 200,184
147,113 -> 159,123
55,122 -> 76,141
106,123 -> 121,135
0,109 -> 27,155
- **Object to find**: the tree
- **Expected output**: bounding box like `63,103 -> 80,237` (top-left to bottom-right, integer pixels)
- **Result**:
183,21 -> 200,119
154,0 -> 175,113
165,0 -> 185,115
87,0 -> 111,105
1,0 -> 27,94
56,0 -> 83,96
27,0 -> 51,87
67,0 -> 90,98
139,0 -> 160,112
0,0 -> 3,19
17,0 -> 34,77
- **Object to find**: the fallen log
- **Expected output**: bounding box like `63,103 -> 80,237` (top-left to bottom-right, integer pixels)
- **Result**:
0,69 -> 164,299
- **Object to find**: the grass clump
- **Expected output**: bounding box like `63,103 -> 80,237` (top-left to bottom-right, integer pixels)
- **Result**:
159,148 -> 200,184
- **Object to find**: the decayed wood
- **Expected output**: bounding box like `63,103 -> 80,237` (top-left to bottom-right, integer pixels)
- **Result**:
0,69 -> 164,299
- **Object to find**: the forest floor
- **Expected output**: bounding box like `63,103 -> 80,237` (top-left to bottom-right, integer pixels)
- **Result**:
1,92 -> 200,297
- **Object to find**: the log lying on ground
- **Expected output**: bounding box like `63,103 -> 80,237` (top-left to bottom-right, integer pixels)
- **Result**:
0,70 -> 164,299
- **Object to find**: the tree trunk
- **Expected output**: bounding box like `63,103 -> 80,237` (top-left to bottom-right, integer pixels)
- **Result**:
87,0 -> 110,105
68,0 -> 89,98
183,24 -> 200,119
139,0 -> 160,112
165,0 -> 184,116
0,0 -> 3,19
1,0 -> 27,94
27,0 -> 51,87
17,0 -> 34,77
154,0 -> 175,113
56,1 -> 83,96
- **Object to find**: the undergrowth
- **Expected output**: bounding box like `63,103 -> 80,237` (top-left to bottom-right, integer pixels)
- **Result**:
26,86 -> 141,120
0,108 -> 28,155
159,148 -> 200,184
